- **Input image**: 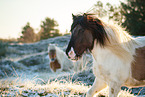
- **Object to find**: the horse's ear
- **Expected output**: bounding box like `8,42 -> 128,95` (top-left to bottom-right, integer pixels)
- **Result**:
83,13 -> 87,16
72,14 -> 76,20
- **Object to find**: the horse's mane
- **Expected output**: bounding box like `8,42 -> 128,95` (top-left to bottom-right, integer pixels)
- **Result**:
72,13 -> 141,62
71,13 -> 109,47
102,21 -> 140,62
48,44 -> 65,58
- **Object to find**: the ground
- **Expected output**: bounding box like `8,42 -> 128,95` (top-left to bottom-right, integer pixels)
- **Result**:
0,35 -> 144,97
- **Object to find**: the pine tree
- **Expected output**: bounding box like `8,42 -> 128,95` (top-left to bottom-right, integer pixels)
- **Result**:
121,0 -> 145,36
93,1 -> 107,17
40,17 -> 61,40
93,1 -> 123,25
19,22 -> 36,43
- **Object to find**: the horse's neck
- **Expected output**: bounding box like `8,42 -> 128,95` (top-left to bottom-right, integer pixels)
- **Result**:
91,41 -> 109,61
91,40 -> 133,63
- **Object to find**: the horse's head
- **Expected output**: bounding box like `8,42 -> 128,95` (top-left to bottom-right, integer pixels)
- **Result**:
66,13 -> 108,60
48,44 -> 57,62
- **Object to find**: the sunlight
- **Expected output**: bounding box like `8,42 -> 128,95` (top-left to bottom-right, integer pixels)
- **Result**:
0,0 -> 123,39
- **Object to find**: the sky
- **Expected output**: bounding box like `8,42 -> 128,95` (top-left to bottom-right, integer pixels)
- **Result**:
0,0 -> 123,39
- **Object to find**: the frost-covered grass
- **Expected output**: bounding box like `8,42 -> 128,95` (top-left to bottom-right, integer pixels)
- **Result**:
0,73 -> 136,97
0,73 -> 89,97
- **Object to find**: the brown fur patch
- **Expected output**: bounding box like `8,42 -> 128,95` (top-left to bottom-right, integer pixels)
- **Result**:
50,59 -> 61,72
131,46 -> 145,81
48,49 -> 56,59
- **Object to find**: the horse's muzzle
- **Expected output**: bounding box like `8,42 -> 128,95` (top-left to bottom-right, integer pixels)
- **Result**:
68,47 -> 76,59
51,58 -> 55,62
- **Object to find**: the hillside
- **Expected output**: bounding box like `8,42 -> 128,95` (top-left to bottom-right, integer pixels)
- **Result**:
0,35 -> 144,97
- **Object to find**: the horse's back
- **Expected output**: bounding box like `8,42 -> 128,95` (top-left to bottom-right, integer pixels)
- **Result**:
131,45 -> 145,81
135,36 -> 145,46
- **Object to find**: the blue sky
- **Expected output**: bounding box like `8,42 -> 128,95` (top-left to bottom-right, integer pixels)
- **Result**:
0,0 -> 122,39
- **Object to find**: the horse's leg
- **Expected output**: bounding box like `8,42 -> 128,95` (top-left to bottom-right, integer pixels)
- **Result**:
109,81 -> 121,97
86,78 -> 107,97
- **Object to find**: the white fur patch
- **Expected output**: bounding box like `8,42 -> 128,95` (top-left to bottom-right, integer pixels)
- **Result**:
46,55 -> 49,59
68,47 -> 76,59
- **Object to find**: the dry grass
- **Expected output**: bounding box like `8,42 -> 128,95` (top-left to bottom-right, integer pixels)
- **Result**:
0,75 -> 137,97
95,87 -> 136,97
0,76 -> 89,96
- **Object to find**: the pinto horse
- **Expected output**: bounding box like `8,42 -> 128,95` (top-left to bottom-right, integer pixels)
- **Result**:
48,48 -> 61,72
66,13 -> 145,97
48,44 -> 73,72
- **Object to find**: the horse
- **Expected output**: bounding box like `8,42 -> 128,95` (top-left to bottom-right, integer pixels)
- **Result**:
48,44 -> 87,72
48,44 -> 74,72
66,13 -> 145,97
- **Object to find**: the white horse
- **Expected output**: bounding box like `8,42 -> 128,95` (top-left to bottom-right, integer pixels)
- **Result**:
66,14 -> 145,97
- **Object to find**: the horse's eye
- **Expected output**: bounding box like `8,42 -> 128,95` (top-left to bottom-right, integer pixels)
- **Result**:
78,29 -> 85,35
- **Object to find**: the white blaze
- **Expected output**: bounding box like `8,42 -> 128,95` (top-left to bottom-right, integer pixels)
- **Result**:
68,47 -> 76,59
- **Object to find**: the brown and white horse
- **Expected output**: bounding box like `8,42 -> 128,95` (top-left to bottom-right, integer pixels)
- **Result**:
48,44 -> 74,72
48,44 -> 88,73
66,14 -> 145,97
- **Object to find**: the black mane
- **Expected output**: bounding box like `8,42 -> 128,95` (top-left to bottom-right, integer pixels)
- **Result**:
71,13 -> 109,47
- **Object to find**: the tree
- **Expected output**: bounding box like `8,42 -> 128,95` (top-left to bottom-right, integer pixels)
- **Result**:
93,1 -> 107,17
18,22 -> 36,43
92,1 -> 123,25
106,3 -> 123,25
39,17 -> 61,40
121,0 -> 145,36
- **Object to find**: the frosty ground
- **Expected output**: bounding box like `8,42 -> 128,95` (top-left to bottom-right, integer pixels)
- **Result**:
0,35 -> 144,97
